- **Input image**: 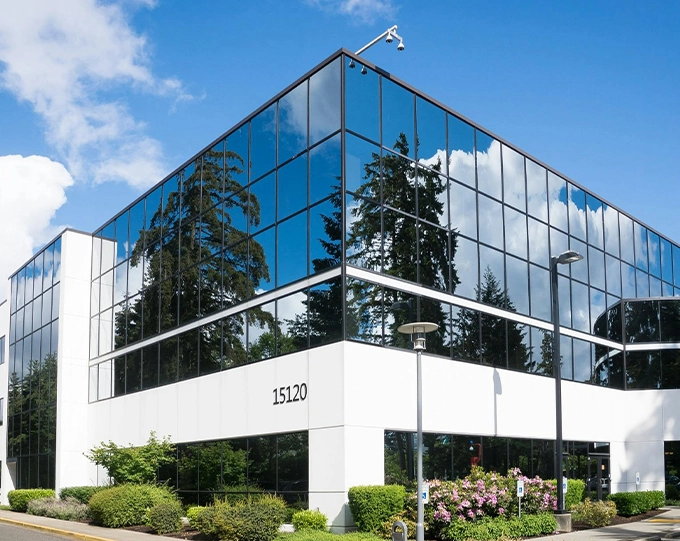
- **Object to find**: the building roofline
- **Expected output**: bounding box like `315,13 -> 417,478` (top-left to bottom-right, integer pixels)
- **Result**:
91,47 -> 677,250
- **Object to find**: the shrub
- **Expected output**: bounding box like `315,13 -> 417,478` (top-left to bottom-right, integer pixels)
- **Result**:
146,500 -> 184,534
348,485 -> 405,533
277,532 -> 383,541
571,498 -> 617,527
186,506 -> 204,528
378,511 -> 416,540
441,513 -> 557,541
608,490 -> 665,516
666,484 -> 680,501
211,497 -> 287,541
292,509 -> 328,531
8,489 -> 56,512
27,497 -> 91,521
88,484 -> 177,527
547,478 -> 585,510
59,486 -> 106,504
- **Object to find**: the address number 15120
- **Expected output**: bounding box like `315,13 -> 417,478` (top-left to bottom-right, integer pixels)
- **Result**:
273,383 -> 307,406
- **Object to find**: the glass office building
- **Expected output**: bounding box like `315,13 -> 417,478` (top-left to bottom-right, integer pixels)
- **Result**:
2,49 -> 680,528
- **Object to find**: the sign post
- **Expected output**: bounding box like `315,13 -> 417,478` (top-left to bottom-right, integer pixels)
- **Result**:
517,479 -> 524,518
422,482 -> 430,504
636,471 -> 640,491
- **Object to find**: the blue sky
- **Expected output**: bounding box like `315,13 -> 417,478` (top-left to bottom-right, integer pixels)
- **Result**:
0,0 -> 678,300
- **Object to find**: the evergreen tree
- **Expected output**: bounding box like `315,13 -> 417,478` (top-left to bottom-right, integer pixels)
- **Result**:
346,134 -> 456,350
116,145 -> 271,382
452,267 -> 530,368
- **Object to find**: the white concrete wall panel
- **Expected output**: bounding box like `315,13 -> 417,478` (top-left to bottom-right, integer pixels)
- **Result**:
55,231 -> 94,491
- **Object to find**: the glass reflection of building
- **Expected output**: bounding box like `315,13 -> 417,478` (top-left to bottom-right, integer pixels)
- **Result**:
3,49 -> 680,527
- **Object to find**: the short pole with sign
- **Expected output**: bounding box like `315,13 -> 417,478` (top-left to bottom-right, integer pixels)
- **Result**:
517,479 -> 524,518
636,471 -> 640,492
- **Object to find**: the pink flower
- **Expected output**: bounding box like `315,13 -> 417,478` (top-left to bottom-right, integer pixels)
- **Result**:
499,508 -> 505,514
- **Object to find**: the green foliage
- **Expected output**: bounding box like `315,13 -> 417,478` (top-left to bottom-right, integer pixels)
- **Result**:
187,506 -> 204,528
441,513 -> 557,541
608,490 -> 665,516
666,484 -> 680,500
85,431 -> 175,484
8,489 -> 56,512
571,498 -> 617,527
209,496 -> 287,541
547,478 -> 585,509
292,509 -> 328,531
146,500 -> 184,534
59,485 -> 106,504
26,497 -> 91,521
88,484 -> 177,527
348,485 -> 406,534
276,532 -> 383,541
378,511 -> 416,540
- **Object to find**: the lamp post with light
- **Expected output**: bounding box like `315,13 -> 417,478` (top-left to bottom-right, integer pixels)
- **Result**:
397,321 -> 438,541
550,250 -> 583,514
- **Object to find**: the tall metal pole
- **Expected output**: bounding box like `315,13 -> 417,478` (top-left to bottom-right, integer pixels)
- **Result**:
550,256 -> 565,514
550,250 -> 582,515
397,322 -> 438,541
416,347 -> 424,541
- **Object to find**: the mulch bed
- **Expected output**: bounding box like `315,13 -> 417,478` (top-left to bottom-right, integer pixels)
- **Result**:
571,508 -> 666,531
121,509 -> 670,538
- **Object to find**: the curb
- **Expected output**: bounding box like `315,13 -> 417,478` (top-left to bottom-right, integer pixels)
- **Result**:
0,516 -> 115,541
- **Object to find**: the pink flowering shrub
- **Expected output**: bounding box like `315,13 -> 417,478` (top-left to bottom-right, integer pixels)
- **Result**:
421,467 -> 556,538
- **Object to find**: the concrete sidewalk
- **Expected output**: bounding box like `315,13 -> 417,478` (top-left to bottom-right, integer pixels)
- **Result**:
0,509 -> 178,541
531,507 -> 680,541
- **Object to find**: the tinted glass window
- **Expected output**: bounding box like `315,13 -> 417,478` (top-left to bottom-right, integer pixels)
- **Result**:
345,59 -> 379,142
310,58 -> 340,145
382,78 -> 414,158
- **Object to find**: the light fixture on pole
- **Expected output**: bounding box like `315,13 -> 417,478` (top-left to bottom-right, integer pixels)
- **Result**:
397,321 -> 438,541
550,250 -> 583,514
350,25 -> 405,75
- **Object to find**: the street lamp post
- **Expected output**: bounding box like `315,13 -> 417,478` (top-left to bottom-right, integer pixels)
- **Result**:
397,321 -> 438,541
550,250 -> 583,514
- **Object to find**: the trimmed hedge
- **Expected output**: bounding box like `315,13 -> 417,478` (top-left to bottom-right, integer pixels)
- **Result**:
59,485 -> 106,504
348,485 -> 406,534
608,490 -> 665,516
571,498 -> 617,527
441,513 -> 557,541
8,489 -> 56,512
88,484 -> 177,527
548,478 -> 586,510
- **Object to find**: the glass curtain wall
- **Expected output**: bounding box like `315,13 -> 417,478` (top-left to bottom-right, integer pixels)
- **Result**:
89,57 -> 343,399
7,238 -> 61,488
344,55 -> 680,391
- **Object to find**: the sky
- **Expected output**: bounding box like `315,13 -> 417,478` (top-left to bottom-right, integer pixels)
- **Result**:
0,0 -> 678,302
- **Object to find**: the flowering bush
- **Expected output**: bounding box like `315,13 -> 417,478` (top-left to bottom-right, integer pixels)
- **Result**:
416,467 -> 557,539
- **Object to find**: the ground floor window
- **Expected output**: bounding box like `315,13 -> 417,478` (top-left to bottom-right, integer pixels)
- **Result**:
385,431 -> 609,499
159,431 -> 308,507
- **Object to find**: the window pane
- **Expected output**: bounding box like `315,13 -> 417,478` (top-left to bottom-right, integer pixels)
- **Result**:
249,173 -> 275,233
448,114 -> 475,187
278,212 -> 308,286
310,57 -> 340,145
416,96 -> 446,170
278,81 -> 307,164
449,181 -> 476,239
345,58 -> 379,143
278,153 -> 307,220
382,79 -> 414,158
478,195 -> 503,250
586,194 -> 604,250
504,206 -> 527,260
502,145 -> 525,211
568,184 -> 586,241
476,131 -> 501,200
310,133 -> 341,205
548,172 -> 568,232
251,104 -> 276,181
526,160 -> 548,222
603,204 -> 619,257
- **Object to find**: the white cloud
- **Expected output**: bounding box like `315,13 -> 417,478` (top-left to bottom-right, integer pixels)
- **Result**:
0,0 -> 192,189
304,0 -> 395,23
0,155 -> 73,301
